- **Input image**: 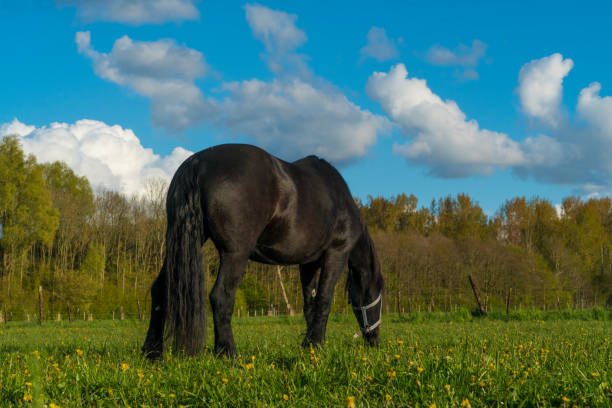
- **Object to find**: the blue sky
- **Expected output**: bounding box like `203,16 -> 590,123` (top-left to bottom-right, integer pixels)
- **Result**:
2,0 -> 612,214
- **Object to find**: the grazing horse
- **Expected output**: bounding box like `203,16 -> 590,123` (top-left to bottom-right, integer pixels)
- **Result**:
142,144 -> 384,358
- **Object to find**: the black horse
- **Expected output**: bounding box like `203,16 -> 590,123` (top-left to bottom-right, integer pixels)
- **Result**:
142,144 -> 384,358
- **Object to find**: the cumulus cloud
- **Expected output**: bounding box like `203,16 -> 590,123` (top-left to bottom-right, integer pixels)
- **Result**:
518,53 -> 573,128
217,78 -> 388,163
76,5 -> 388,165
244,3 -> 309,77
76,31 -> 210,131
1,118 -> 192,196
360,27 -> 399,62
366,63 -> 525,176
57,0 -> 200,24
424,40 -> 487,80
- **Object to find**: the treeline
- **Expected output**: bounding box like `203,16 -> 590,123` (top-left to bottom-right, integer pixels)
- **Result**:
0,135 -> 610,321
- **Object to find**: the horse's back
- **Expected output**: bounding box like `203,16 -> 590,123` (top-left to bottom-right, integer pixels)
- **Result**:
170,144 -> 361,263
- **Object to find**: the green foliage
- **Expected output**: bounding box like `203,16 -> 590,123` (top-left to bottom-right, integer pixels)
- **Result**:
0,135 -> 59,250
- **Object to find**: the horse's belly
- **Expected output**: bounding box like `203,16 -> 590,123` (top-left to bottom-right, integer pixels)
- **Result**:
250,240 -> 324,265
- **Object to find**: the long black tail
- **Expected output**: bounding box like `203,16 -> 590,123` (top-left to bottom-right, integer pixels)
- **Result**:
164,165 -> 207,355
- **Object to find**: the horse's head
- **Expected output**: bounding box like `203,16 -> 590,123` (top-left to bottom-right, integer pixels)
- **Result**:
347,227 -> 384,346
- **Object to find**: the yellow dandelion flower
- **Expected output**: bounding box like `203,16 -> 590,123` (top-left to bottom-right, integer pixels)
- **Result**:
221,378 -> 229,383
120,363 -> 129,371
591,372 -> 599,377
76,349 -> 83,356
417,367 -> 424,373
23,395 -> 33,402
251,355 -> 255,361
429,403 -> 436,408
361,357 -> 367,362
25,382 -> 32,387
351,371 -> 357,377
394,354 -> 400,359
397,340 -> 404,345
282,394 -> 289,401
461,398 -> 471,407
169,394 -> 175,399
444,384 -> 451,391
346,396 -> 355,408
562,396 -> 570,403
49,404 -> 61,408
137,373 -> 144,380
386,394 -> 392,401
108,389 -> 113,395
245,363 -> 254,370
479,381 -> 486,387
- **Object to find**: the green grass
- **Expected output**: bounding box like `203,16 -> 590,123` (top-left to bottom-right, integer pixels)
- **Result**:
0,312 -> 610,407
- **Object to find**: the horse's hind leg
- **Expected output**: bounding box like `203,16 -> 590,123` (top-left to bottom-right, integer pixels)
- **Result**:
209,252 -> 249,357
142,262 -> 167,360
304,251 -> 348,346
299,262 -> 319,344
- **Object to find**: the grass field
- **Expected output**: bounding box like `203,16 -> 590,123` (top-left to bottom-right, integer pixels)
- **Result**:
0,311 -> 610,407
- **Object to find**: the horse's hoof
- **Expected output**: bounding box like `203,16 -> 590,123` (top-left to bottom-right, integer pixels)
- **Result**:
214,344 -> 237,358
142,345 -> 163,361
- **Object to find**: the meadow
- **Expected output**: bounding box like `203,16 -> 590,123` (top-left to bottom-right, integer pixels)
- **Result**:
0,310 -> 610,407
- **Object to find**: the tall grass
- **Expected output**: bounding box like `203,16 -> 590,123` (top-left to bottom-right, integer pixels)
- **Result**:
0,311 -> 610,407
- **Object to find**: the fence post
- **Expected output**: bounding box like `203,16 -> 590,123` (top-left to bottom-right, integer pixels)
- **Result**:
38,286 -> 44,324
468,275 -> 486,315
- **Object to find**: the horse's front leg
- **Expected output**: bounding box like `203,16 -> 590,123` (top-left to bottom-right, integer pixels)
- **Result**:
299,262 -> 319,343
209,252 -> 248,357
304,252 -> 347,346
142,264 -> 167,360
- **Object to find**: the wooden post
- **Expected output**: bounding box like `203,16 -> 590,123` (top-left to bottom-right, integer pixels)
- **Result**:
137,300 -> 143,321
505,288 -> 511,315
38,286 -> 44,324
120,306 -> 125,321
276,266 -> 294,316
468,275 -> 486,315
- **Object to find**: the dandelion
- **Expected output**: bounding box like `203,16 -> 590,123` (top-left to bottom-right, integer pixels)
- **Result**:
461,399 -> 471,407
221,378 -> 229,384
169,394 -> 176,399
397,340 -> 404,345
351,371 -> 357,377
245,363 -> 254,370
394,354 -> 400,359
282,394 -> 289,401
107,389 -> 113,395
429,404 -> 436,408
444,384 -> 451,391
417,367 -> 424,373
591,372 -> 599,377
386,394 -> 392,401
346,396 -> 355,408
120,363 -> 129,371
361,357 -> 367,362
76,349 -> 83,356
49,404 -> 61,408
23,395 -> 33,402
562,396 -> 570,403
25,382 -> 32,387
479,381 -> 486,387
137,373 -> 144,380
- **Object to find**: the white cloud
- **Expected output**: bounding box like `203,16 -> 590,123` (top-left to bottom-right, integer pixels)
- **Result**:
366,63 -> 525,176
518,53 -> 573,128
76,31 -> 210,131
57,0 -> 200,24
216,78 -> 389,163
0,118 -> 35,137
360,27 -> 399,62
424,40 -> 487,80
75,5 -> 388,165
244,3 -> 309,77
1,118 -> 192,196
